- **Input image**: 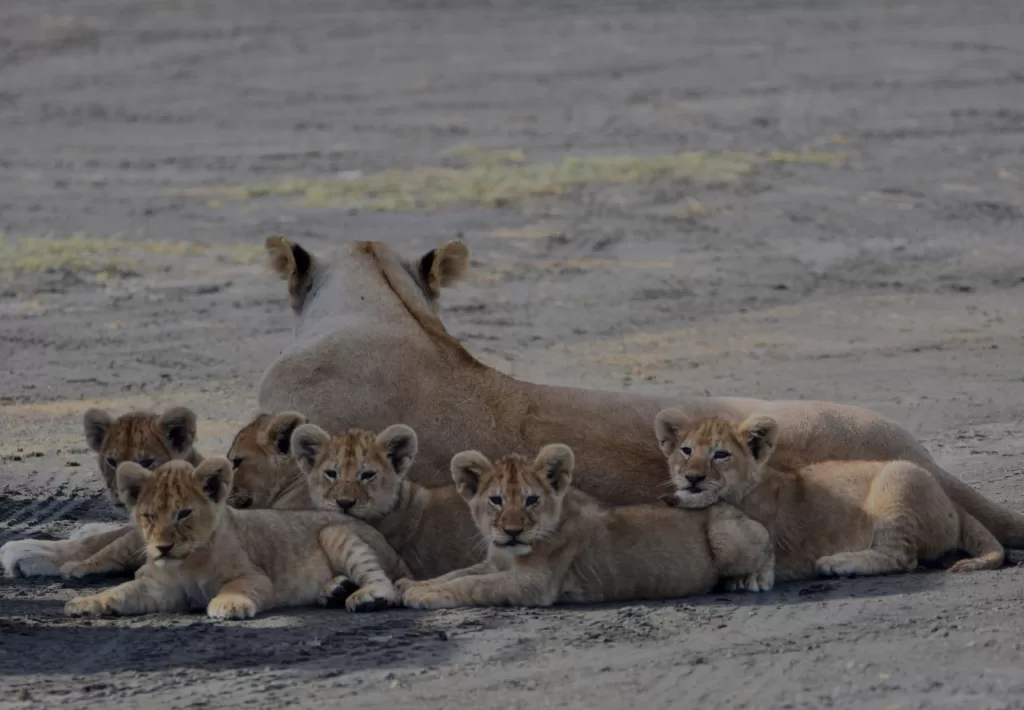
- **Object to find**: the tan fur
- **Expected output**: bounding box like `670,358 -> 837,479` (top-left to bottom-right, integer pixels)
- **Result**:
399,444 -> 774,609
293,423 -> 481,580
227,411 -> 311,510
1,407 -> 203,579
64,458 -> 410,619
655,410 -> 1005,582
257,238 -> 1024,551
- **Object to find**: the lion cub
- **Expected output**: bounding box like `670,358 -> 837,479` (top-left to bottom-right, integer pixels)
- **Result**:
227,411 -> 312,510
291,423 -> 481,580
400,443 -> 774,609
1,406 -> 202,579
64,457 -> 409,619
655,410 -> 1005,582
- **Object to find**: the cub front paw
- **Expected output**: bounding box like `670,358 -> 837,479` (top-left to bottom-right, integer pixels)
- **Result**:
207,593 -> 258,620
727,569 -> 775,593
345,582 -> 398,613
60,561 -> 95,580
318,575 -> 360,608
401,584 -> 456,610
815,553 -> 861,578
65,595 -> 116,617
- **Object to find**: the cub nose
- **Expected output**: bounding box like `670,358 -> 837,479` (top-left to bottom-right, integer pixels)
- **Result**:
503,526 -> 524,539
156,544 -> 173,556
336,498 -> 355,511
685,473 -> 706,485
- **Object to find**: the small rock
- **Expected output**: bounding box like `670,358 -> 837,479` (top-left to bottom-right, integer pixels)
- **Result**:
436,630 -> 449,641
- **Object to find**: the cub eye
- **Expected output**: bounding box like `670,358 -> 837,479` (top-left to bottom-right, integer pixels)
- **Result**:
323,469 -> 338,482
232,457 -> 244,470
176,509 -> 192,522
106,456 -> 118,469
489,495 -> 504,507
142,513 -> 155,522
680,446 -> 692,457
138,459 -> 155,470
524,494 -> 540,507
359,470 -> 377,483
712,450 -> 731,461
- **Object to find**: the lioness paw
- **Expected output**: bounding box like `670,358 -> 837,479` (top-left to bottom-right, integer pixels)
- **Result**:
65,595 -> 115,617
345,582 -> 397,613
318,575 -> 360,608
0,541 -> 61,578
401,585 -> 457,610
207,593 -> 258,620
728,569 -> 775,593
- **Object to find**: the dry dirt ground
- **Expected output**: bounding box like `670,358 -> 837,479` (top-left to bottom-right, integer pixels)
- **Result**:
2,0 -> 1024,708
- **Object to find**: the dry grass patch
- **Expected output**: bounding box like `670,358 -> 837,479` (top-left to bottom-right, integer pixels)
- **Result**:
170,148 -> 845,212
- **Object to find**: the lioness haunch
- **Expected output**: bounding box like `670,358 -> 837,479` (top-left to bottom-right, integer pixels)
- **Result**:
656,410 -> 1005,582
64,458 -> 409,619
399,443 -> 775,609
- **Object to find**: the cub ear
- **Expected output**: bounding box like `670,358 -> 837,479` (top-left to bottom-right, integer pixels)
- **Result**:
158,406 -> 198,455
264,411 -> 307,456
451,450 -> 491,501
83,409 -> 114,452
266,235 -> 316,311
418,240 -> 469,299
535,444 -> 574,492
291,424 -> 330,475
375,424 -> 418,477
116,462 -> 153,509
192,457 -> 234,503
737,415 -> 779,465
654,408 -> 692,457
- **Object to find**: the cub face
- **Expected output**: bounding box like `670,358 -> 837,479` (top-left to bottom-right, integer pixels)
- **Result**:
654,409 -> 779,508
116,458 -> 233,567
450,444 -> 574,557
83,407 -> 199,513
290,423 -> 418,522
226,411 -> 306,509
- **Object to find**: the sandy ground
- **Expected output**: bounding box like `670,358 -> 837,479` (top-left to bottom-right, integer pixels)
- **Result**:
2,0 -> 1024,707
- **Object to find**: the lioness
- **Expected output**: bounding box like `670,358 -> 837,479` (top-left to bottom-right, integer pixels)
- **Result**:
292,422 -> 481,579
258,236 -> 1024,549
655,410 -> 1006,582
399,444 -> 774,609
1,406 -> 202,579
64,458 -> 409,618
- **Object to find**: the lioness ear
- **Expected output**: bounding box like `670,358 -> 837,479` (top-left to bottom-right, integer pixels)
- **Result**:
264,411 -> 307,456
291,424 -> 330,475
158,406 -> 198,455
116,462 -> 153,509
266,235 -> 315,311
375,424 -> 418,477
418,240 -> 469,299
654,408 -> 692,457
738,415 -> 779,465
192,457 -> 233,503
83,409 -> 113,452
451,450 -> 491,501
535,444 -> 574,492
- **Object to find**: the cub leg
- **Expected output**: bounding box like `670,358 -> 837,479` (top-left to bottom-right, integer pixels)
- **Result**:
2,525 -> 134,578
395,561 -> 495,595
65,575 -> 187,617
69,522 -> 127,541
948,511 -> 1004,573
318,524 -> 406,613
706,504 -> 775,593
60,528 -> 146,579
816,462 -> 956,578
207,575 -> 274,620
401,570 -> 553,610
